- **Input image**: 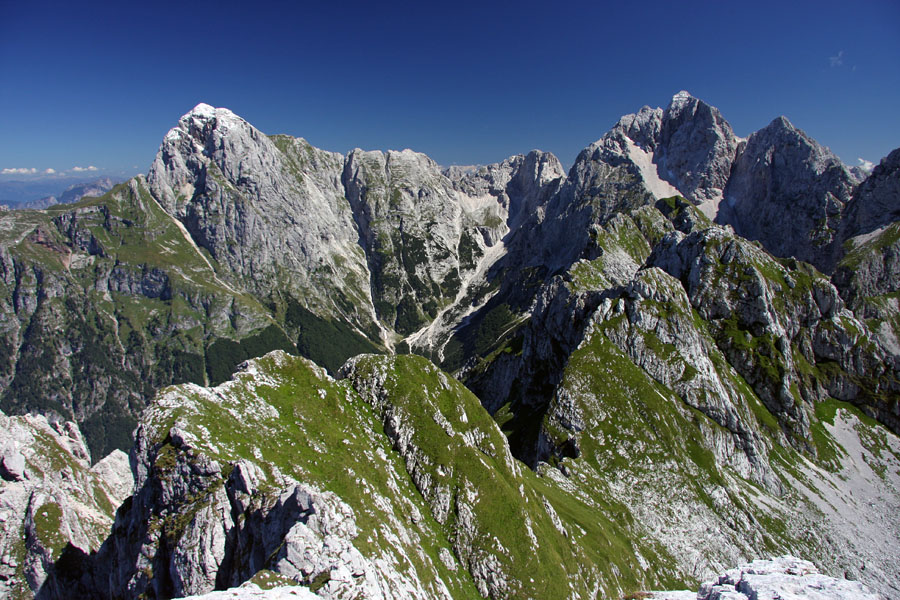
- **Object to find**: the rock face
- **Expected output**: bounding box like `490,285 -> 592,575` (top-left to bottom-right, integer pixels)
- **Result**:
721,116 -> 860,272
656,91 -> 741,205
653,556 -> 880,600
342,148 -> 495,336
831,150 -> 900,384
648,202 -> 900,437
842,147 -> 900,239
0,409 -> 132,599
834,149 -> 900,304
147,104 -> 379,341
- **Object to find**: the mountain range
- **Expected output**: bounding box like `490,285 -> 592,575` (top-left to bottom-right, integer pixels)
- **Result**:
0,177 -> 118,210
0,92 -> 898,599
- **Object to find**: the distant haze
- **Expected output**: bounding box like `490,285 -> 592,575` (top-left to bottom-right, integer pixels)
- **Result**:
0,176 -> 118,206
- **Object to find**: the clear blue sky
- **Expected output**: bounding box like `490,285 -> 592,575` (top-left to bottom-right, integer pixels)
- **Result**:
1,0 -> 898,179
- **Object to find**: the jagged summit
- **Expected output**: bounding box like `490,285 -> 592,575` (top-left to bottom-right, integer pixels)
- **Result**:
669,89 -> 695,107
611,105 -> 663,151
722,111 -> 859,271
164,102 -> 244,141
184,102 -> 242,123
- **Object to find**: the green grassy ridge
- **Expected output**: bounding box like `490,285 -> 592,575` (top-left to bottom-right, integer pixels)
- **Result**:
593,275 -> 772,450
342,354 -> 593,598
138,351 -> 479,599
342,353 -> 728,598
542,328 -> 714,589
141,350 -> 721,598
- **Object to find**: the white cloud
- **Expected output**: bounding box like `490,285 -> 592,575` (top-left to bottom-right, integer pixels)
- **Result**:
71,165 -> 99,172
829,50 -> 844,67
857,158 -> 875,173
44,168 -> 56,175
1,167 -> 38,174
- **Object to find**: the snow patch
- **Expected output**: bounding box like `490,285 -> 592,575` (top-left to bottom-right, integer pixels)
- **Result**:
624,137 -> 684,200
697,194 -> 724,220
188,103 -> 217,119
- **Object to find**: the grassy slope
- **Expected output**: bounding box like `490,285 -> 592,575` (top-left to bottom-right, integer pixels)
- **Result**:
141,352 -> 479,599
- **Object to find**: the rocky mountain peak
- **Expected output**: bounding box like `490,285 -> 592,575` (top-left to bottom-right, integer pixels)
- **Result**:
668,89 -> 695,109
768,114 -> 793,131
162,103 -> 250,155
581,92 -> 739,211
656,90 -> 740,205
722,113 -> 859,271
843,146 -> 900,238
611,105 -> 663,151
183,102 -> 241,126
520,149 -> 565,185
752,115 -> 839,167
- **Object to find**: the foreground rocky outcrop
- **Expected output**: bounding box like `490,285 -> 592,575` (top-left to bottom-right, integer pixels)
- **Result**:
93,352 -> 475,600
0,409 -> 132,599
181,556 -> 883,600
181,582 -> 319,599
652,556 -> 880,600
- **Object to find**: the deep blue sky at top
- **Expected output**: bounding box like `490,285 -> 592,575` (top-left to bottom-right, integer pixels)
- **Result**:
1,0 -> 898,178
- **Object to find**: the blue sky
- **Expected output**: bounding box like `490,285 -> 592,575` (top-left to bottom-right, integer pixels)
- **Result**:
1,0 -> 898,180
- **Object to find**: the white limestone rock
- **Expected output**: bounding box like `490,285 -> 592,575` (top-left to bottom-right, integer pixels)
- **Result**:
721,116 -> 858,272
697,556 -> 880,600
180,582 -> 319,599
0,410 -> 132,599
147,103 -> 379,340
656,91 -> 741,206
